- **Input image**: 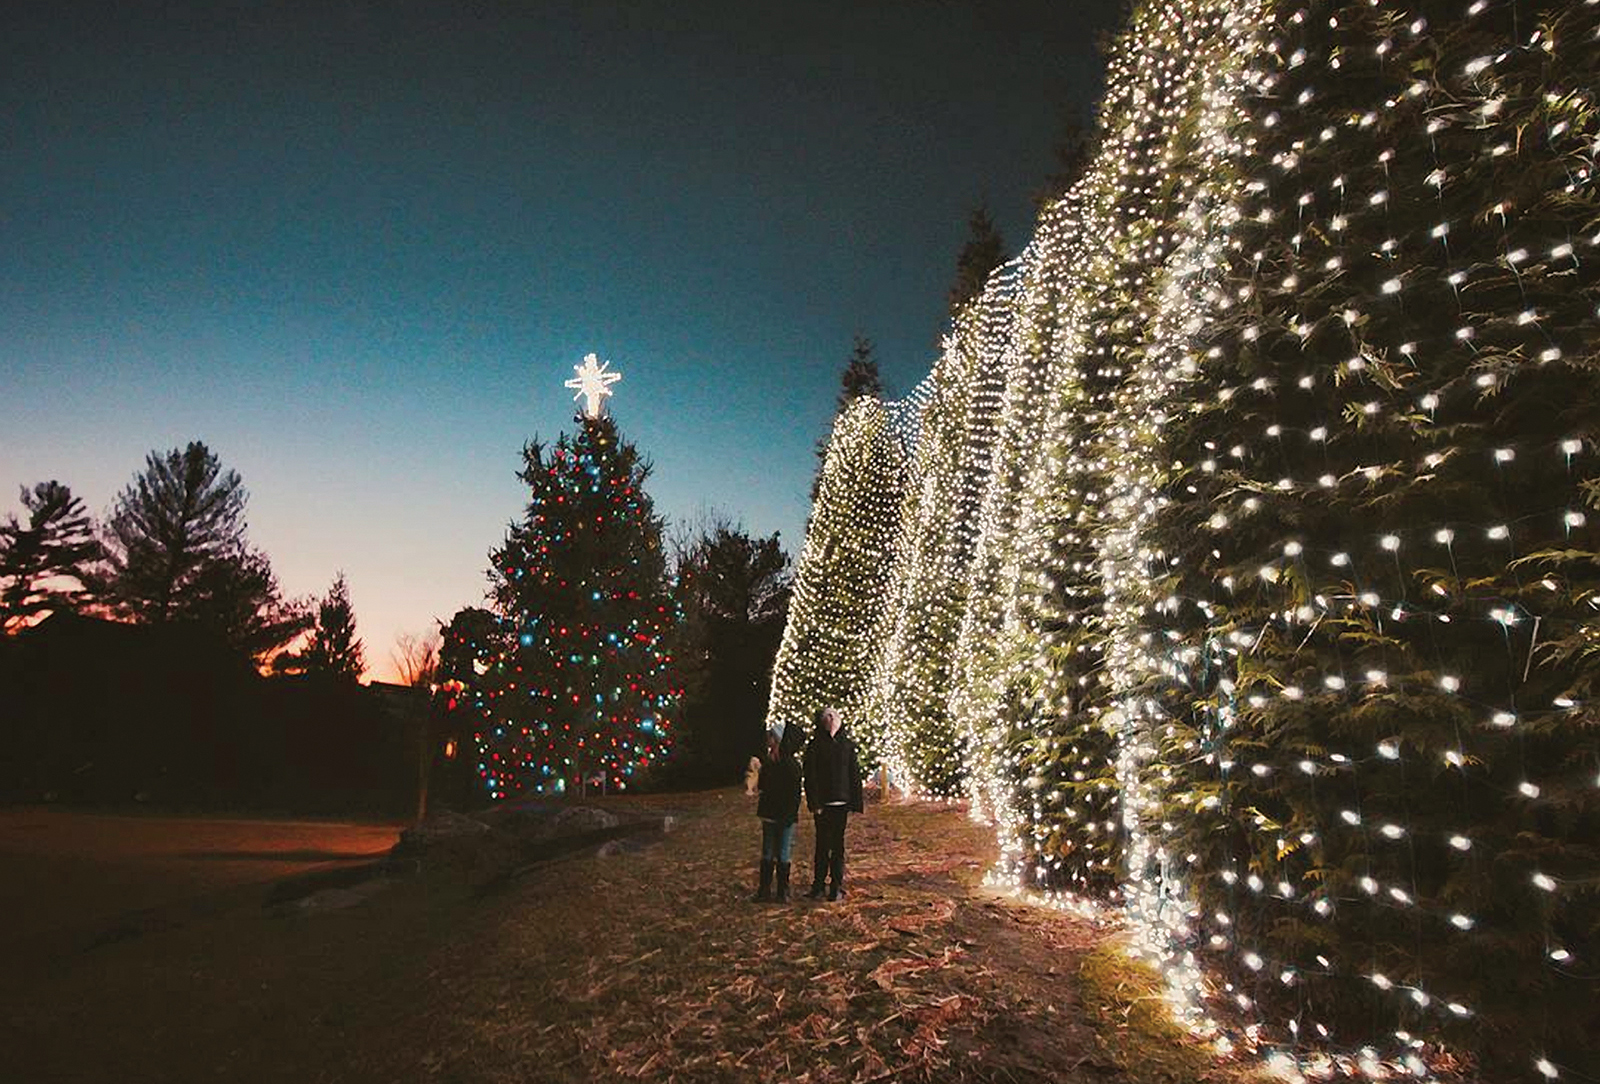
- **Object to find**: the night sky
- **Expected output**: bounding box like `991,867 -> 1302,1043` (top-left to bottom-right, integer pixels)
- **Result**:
1,0 -> 1124,678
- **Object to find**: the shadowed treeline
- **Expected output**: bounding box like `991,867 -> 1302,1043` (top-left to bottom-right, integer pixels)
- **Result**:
0,613 -> 423,816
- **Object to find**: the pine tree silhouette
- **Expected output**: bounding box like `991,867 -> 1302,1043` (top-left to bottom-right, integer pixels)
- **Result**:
0,481 -> 98,631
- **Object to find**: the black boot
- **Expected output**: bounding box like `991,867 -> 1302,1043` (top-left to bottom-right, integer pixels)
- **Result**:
805,872 -> 826,899
775,861 -> 791,902
751,859 -> 774,902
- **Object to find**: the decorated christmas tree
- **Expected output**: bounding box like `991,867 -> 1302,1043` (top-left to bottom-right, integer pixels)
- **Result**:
445,357 -> 680,800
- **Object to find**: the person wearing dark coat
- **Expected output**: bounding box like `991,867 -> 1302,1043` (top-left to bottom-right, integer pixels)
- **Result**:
753,724 -> 804,902
802,705 -> 863,901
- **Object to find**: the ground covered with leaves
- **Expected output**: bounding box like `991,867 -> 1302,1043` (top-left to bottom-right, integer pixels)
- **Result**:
4,790 -> 1243,1083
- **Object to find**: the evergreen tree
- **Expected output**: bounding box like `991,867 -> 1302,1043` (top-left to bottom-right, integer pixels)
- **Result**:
869,301 -> 1006,796
673,523 -> 791,783
1031,111 -> 1093,211
812,336 -> 884,501
465,413 -> 679,798
438,608 -> 507,687
0,481 -> 99,632
95,441 -> 248,622
947,203 -> 1007,318
181,546 -> 310,662
96,442 -> 307,662
836,335 -> 882,410
276,573 -> 364,680
429,608 -> 507,811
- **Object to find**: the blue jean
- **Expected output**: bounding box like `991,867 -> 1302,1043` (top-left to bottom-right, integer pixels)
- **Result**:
761,819 -> 796,862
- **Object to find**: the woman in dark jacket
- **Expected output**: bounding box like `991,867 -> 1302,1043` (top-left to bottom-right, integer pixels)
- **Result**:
802,706 -> 863,901
753,724 -> 804,902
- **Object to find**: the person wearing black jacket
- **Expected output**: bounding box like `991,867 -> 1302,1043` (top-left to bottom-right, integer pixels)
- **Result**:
753,724 -> 804,902
802,706 -> 863,901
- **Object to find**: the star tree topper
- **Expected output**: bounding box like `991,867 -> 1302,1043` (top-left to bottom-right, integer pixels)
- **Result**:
565,353 -> 622,418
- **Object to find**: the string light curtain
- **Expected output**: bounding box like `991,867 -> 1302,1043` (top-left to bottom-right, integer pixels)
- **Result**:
766,398 -> 910,764
770,0 -> 1598,1078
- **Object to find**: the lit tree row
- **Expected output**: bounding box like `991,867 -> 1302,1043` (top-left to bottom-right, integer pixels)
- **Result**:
766,399 -> 908,763
1138,1 -> 1600,1077
869,265 -> 1025,795
776,0 -> 1597,1078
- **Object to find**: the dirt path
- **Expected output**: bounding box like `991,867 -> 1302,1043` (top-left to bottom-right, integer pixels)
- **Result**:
2,791 -> 1235,1084
412,793 -> 1117,1084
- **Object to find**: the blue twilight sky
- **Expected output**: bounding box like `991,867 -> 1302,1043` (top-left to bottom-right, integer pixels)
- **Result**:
1,0 -> 1123,678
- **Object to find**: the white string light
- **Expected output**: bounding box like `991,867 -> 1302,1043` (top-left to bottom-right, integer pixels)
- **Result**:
770,0 -> 1598,1078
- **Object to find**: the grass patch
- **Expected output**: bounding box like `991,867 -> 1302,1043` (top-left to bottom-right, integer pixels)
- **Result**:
1081,937 -> 1234,1084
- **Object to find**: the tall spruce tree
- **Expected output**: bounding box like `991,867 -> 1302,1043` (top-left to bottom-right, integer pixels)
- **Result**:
836,335 -> 883,409
947,203 -> 1007,317
96,442 -> 307,661
181,546 -> 309,662
769,398 -> 907,763
0,481 -> 99,631
276,572 -> 364,680
464,413 -> 679,798
96,442 -> 248,622
1032,111 -> 1093,211
434,605 -> 508,804
812,336 -> 884,501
